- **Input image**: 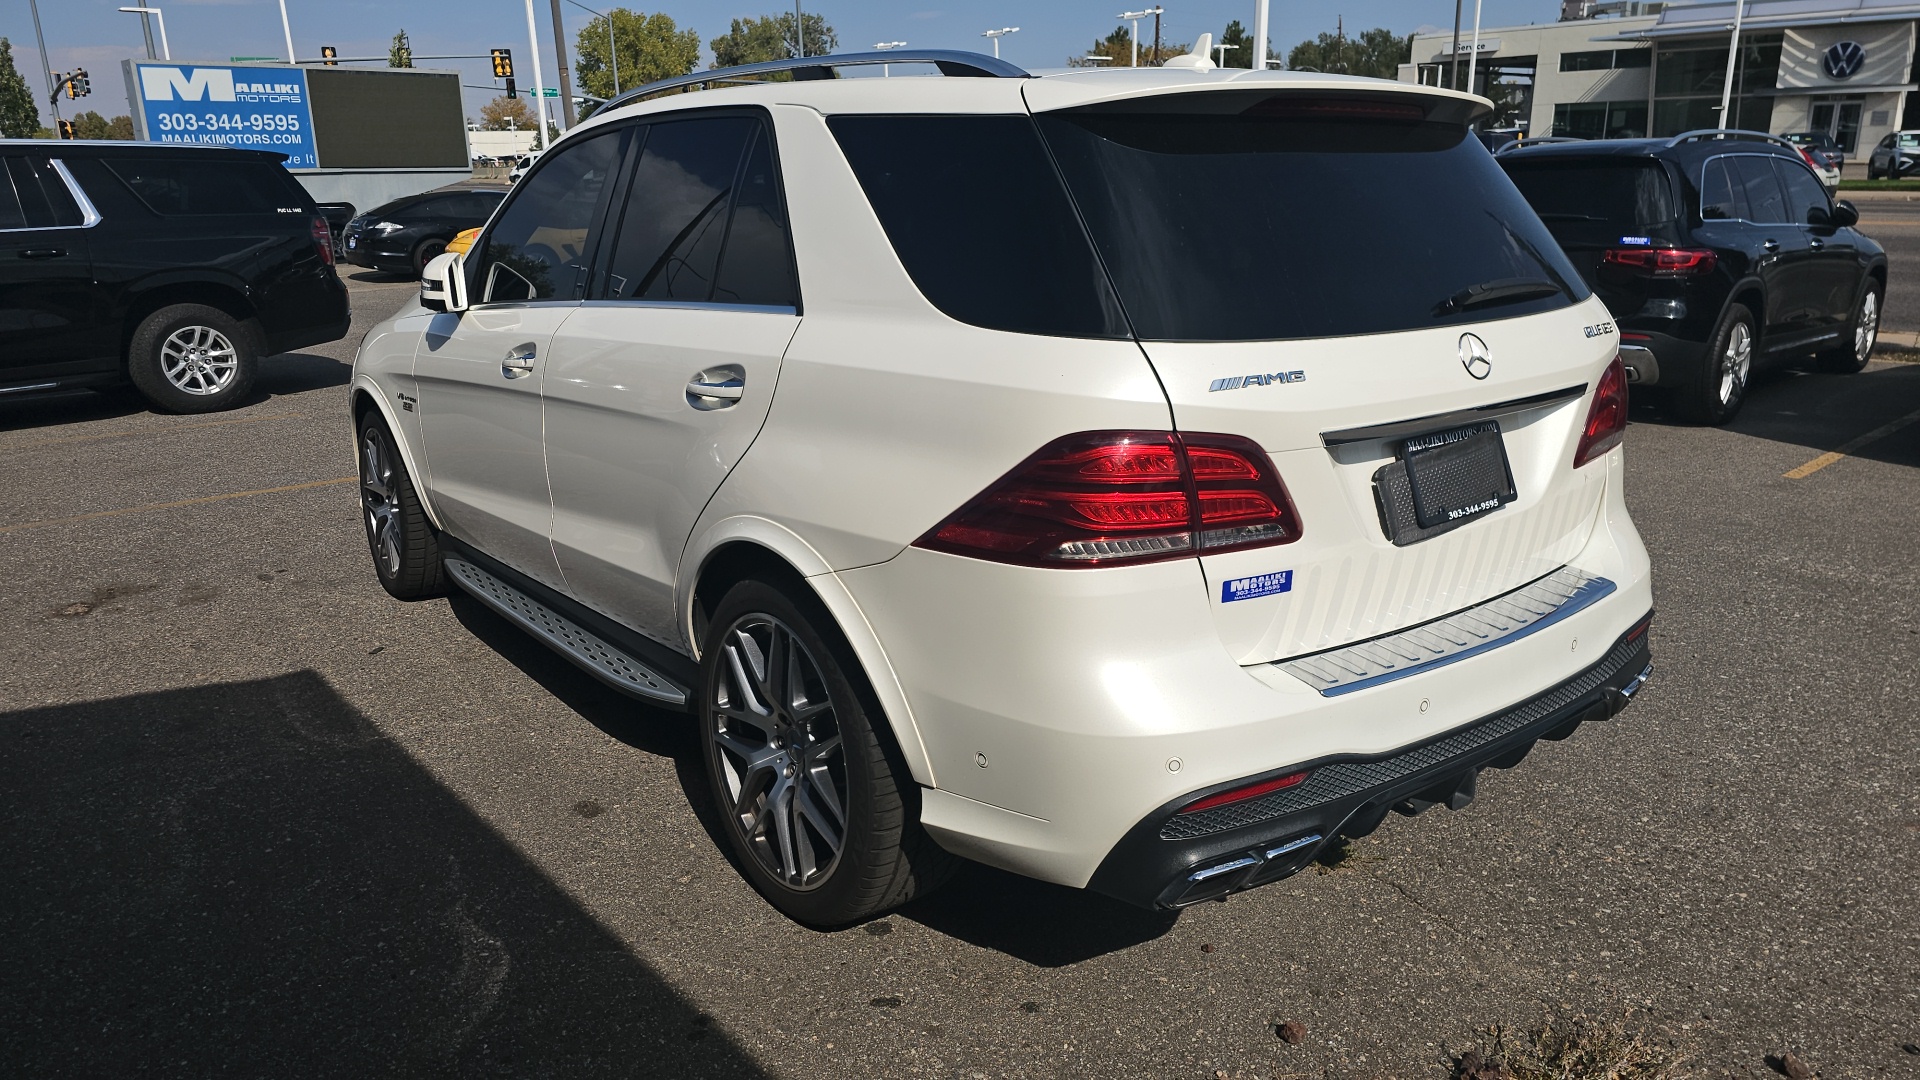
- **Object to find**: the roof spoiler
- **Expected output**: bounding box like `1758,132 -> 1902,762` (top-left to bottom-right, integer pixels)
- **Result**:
600,49 -> 1030,112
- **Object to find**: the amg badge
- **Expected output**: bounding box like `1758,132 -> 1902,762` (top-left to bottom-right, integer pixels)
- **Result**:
1210,371 -> 1306,392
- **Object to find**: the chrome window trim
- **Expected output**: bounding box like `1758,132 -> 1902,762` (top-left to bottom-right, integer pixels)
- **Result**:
1700,151 -> 1827,228
578,299 -> 797,316
0,156 -> 101,233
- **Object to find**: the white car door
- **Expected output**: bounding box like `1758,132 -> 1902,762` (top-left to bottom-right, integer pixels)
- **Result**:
544,113 -> 800,647
413,127 -> 627,590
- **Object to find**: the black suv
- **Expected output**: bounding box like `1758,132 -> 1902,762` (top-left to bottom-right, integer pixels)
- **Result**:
0,141 -> 349,414
342,187 -> 506,277
1499,130 -> 1885,423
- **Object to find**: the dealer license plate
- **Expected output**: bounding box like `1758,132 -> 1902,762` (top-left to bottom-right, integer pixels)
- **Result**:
1401,421 -> 1516,529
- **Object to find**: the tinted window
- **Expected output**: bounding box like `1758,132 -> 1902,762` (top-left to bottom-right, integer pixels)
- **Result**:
829,115 -> 1128,339
713,125 -> 797,307
106,157 -> 302,215
1773,158 -> 1829,224
1502,160 -> 1674,245
600,117 -> 753,303
1700,158 -> 1746,221
480,128 -> 623,303
1730,155 -> 1788,223
0,156 -> 81,229
1037,103 -> 1586,341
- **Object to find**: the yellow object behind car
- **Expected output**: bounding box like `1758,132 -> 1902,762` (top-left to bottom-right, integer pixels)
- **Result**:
446,227 -> 480,257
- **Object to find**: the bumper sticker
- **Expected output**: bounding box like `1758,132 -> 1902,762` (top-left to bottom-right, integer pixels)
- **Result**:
1221,570 -> 1293,603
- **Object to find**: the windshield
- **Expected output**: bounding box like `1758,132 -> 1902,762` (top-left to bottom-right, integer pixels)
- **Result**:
1500,159 -> 1676,247
1034,101 -> 1586,342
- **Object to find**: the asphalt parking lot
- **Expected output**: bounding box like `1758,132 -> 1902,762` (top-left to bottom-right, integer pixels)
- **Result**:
2,270 -> 1917,1079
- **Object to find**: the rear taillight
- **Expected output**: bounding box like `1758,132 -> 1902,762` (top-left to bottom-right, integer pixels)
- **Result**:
1574,356 -> 1629,468
1178,770 -> 1309,815
914,430 -> 1301,567
1600,246 -> 1717,276
311,216 -> 335,266
1800,147 -> 1820,169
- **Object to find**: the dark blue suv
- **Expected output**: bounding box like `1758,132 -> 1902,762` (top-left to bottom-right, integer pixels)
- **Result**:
1499,129 -> 1886,424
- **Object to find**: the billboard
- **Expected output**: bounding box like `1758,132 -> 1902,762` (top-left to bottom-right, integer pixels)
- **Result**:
124,62 -> 318,168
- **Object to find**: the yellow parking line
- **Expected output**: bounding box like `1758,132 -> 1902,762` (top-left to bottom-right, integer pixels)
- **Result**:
0,411 -> 302,451
1783,407 -> 1920,479
0,476 -> 356,535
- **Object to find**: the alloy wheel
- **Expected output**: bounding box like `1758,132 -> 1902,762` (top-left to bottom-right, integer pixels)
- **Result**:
710,614 -> 849,890
1719,321 -> 1752,406
160,325 -> 239,396
360,426 -> 401,577
1855,291 -> 1880,363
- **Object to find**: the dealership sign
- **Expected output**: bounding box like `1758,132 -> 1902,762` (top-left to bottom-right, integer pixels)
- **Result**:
124,62 -> 318,169
1823,40 -> 1866,79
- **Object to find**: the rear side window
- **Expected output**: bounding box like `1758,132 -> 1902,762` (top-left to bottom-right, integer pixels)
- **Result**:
1500,160 -> 1675,246
1037,100 -> 1587,341
1773,158 -> 1829,224
829,115 -> 1129,339
1730,156 -> 1788,224
106,157 -> 303,215
0,155 -> 82,229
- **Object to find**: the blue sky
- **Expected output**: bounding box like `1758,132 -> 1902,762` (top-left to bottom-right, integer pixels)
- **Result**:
8,0 -> 1560,126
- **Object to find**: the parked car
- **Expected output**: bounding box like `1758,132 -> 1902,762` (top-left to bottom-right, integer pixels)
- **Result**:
1501,130 -> 1885,424
1866,130 -> 1920,179
0,141 -> 348,413
1778,131 -> 1843,188
353,55 -> 1654,925
508,151 -> 542,184
342,187 -> 506,277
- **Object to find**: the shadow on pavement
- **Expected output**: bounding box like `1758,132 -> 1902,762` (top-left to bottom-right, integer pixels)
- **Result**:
0,351 -> 349,433
1629,360 -> 1920,469
0,671 -> 766,1078
446,594 -> 1183,966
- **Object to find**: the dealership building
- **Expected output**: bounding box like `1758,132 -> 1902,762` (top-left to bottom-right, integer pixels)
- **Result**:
1401,0 -> 1920,160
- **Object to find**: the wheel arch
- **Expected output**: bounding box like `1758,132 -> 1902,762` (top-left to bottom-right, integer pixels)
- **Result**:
1726,277 -> 1766,331
684,523 -> 935,787
119,275 -> 262,365
349,377 -> 446,531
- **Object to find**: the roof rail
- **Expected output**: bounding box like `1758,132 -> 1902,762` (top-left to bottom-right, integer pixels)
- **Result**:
600,49 -> 1030,111
1664,128 -> 1798,153
1494,135 -> 1585,154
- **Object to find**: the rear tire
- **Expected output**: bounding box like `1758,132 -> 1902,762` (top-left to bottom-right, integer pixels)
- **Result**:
357,411 -> 447,600
1818,280 -> 1880,374
1674,302 -> 1755,425
699,579 -> 956,927
125,304 -> 259,414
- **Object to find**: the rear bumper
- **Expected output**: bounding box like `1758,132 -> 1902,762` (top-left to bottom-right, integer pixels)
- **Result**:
1087,617 -> 1652,908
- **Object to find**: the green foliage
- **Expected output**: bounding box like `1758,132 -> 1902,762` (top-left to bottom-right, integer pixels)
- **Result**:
0,38 -> 41,139
70,111 -> 111,139
388,30 -> 412,69
573,8 -> 700,100
708,13 -> 837,72
1285,27 -> 1411,79
1088,25 -> 1134,67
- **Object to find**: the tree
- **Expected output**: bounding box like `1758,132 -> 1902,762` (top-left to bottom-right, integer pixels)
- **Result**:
571,8 -> 699,104
0,38 -> 40,139
479,94 -> 535,131
70,111 -> 112,140
389,30 -> 413,69
709,13 -> 836,70
1088,25 -> 1134,67
1286,27 -> 1410,79
108,114 -> 134,140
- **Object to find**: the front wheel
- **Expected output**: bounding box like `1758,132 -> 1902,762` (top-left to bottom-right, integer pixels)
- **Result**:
1818,281 -> 1880,374
1675,302 -> 1755,425
125,304 -> 259,414
357,412 -> 447,600
700,580 -> 955,926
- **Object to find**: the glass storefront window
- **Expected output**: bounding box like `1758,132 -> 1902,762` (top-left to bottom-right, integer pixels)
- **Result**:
1553,101 -> 1650,139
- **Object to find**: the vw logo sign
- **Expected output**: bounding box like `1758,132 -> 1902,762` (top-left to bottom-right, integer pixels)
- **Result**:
1458,333 -> 1492,380
1824,40 -> 1866,80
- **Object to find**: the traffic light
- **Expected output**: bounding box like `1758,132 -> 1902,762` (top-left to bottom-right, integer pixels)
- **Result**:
73,69 -> 89,97
491,49 -> 513,79
504,78 -> 517,99
56,119 -> 73,139
321,46 -> 338,66
62,73 -> 76,100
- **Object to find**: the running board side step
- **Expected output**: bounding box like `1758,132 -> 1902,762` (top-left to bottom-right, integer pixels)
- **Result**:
444,558 -> 690,707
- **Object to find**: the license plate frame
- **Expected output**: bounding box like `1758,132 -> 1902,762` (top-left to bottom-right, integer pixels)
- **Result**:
1401,420 -> 1516,529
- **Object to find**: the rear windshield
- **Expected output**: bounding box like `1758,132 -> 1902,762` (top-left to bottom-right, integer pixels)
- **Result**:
830,100 -> 1585,342
106,157 -> 307,216
1500,159 -> 1676,247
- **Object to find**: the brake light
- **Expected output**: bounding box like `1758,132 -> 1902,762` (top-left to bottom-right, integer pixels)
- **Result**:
311,216 -> 335,267
1574,356 -> 1629,468
1799,147 -> 1820,169
1179,771 -> 1309,815
1243,96 -> 1427,123
1600,247 -> 1717,276
914,430 -> 1302,567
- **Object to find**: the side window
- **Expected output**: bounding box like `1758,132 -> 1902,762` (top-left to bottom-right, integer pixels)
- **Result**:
106,158 -> 297,215
711,124 -> 798,307
1730,155 -> 1789,224
479,128 -> 624,304
597,116 -> 755,303
1772,158 -> 1830,224
0,155 -> 82,229
0,155 -> 27,230
461,193 -> 504,221
1700,159 -> 1746,221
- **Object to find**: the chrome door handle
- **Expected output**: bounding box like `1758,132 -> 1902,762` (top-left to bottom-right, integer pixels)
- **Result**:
17,248 -> 65,259
502,343 -> 536,380
686,368 -> 745,410
1809,238 -> 1825,249
1762,239 -> 1780,252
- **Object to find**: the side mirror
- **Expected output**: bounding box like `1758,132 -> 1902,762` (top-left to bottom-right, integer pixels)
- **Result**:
1829,200 -> 1859,228
420,251 -> 469,313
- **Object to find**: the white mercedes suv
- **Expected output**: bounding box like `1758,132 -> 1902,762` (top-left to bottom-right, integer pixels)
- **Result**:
350,49 -> 1653,926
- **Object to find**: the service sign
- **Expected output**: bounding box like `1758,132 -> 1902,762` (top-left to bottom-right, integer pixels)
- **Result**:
124,61 -> 318,169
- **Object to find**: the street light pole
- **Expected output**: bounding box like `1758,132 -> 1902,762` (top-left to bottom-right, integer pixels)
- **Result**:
1118,10 -> 1149,67
278,0 -> 296,65
524,0 -> 550,150
1466,0 -> 1484,98
118,6 -> 170,61
982,27 -> 1018,59
561,0 -> 618,96
27,0 -> 60,126
1253,0 -> 1270,69
1717,0 -> 1748,128
874,41 -> 906,77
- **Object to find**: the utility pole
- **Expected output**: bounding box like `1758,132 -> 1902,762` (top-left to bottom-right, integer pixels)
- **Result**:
1253,0 -> 1269,69
1449,0 -> 1463,89
549,0 -> 576,128
1717,0 -> 1747,128
27,0 -> 61,126
1152,8 -> 1162,65
1466,0 -> 1484,98
524,0 -> 550,150
278,0 -> 296,65
795,1 -> 804,57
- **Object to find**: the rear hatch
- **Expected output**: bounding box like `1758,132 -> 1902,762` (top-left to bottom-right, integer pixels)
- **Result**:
1498,154 -> 1681,320
1025,80 -> 1619,663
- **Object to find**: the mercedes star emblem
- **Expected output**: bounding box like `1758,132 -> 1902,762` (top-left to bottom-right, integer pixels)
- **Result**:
1458,333 -> 1492,380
